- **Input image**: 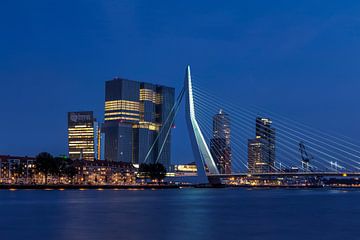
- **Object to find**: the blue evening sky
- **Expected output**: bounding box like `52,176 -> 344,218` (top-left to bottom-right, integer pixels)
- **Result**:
1,0 -> 360,163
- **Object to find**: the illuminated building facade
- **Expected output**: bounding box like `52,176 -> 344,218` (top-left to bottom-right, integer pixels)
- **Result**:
173,163 -> 198,176
247,117 -> 276,173
68,111 -> 103,161
0,155 -> 35,183
73,159 -> 135,184
104,78 -> 175,169
248,138 -> 268,173
94,122 -> 105,160
0,155 -> 135,184
210,109 -> 232,174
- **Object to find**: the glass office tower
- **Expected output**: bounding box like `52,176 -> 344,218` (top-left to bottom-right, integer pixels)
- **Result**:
104,78 -> 175,169
68,111 -> 96,161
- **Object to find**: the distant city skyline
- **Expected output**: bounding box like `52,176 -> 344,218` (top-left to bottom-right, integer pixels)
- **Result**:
2,2 -> 360,240
1,1 -> 360,165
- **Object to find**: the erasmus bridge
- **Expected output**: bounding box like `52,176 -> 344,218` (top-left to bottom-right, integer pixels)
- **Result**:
148,66 -> 360,184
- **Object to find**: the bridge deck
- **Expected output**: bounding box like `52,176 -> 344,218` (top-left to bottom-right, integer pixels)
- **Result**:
209,172 -> 360,178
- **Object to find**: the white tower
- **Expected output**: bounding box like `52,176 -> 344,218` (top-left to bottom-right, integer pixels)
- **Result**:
184,65 -> 219,184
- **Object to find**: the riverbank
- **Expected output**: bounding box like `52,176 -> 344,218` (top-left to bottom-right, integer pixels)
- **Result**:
1,183 -> 360,190
0,184 -> 188,190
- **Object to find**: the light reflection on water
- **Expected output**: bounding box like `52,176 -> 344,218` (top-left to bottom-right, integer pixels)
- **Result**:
0,188 -> 359,240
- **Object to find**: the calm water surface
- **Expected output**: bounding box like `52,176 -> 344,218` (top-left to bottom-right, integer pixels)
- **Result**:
0,188 -> 359,240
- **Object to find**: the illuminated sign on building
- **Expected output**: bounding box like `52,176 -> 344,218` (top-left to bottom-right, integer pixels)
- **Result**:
69,112 -> 93,123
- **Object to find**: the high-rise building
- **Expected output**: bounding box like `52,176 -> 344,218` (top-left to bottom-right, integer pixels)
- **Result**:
68,111 -> 101,161
94,122 -> 105,160
210,109 -> 231,174
104,78 -> 175,169
247,138 -> 268,173
247,117 -> 276,173
256,117 -> 276,170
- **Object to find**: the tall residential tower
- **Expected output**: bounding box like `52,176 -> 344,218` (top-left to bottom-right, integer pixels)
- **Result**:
210,109 -> 232,174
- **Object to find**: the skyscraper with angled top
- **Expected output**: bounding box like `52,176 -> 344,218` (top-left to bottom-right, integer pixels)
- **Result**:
103,78 -> 175,169
248,117 -> 276,173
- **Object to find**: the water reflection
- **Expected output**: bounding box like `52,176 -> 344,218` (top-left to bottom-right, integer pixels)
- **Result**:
0,189 -> 360,240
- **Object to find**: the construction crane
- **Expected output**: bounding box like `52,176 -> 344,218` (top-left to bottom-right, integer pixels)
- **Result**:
299,141 -> 314,172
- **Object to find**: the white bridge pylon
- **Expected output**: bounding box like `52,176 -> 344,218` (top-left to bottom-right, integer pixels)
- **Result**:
184,65 -> 219,183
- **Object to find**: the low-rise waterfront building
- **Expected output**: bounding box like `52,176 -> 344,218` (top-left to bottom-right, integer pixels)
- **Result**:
0,155 -> 36,184
0,155 -> 136,185
73,159 -> 136,185
173,162 -> 198,176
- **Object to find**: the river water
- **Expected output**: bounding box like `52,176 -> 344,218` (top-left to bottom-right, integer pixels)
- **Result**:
0,188 -> 359,240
